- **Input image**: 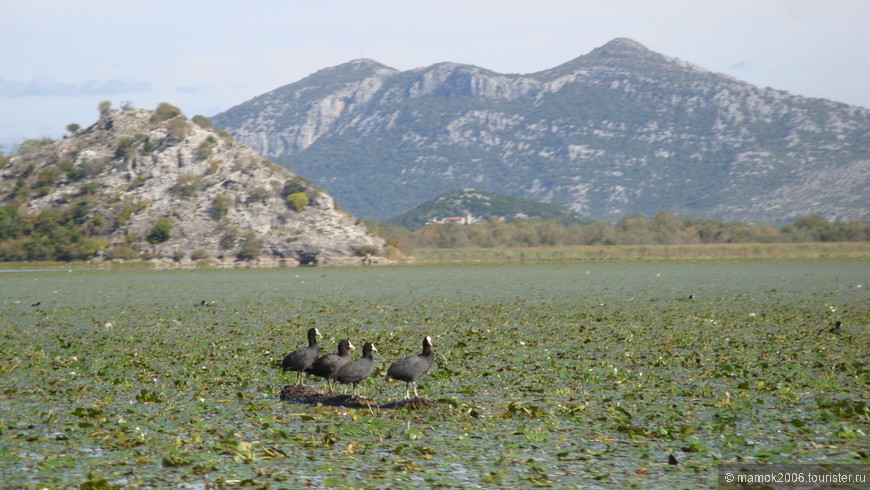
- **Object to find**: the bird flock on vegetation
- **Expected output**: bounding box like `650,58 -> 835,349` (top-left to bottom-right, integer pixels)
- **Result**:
280,328 -> 434,399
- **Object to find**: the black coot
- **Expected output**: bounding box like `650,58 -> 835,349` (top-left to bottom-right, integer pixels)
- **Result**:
307,339 -> 356,390
386,336 -> 434,399
281,327 -> 322,384
335,342 -> 377,396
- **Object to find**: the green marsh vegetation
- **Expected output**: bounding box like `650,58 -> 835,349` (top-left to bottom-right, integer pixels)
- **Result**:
0,261 -> 867,487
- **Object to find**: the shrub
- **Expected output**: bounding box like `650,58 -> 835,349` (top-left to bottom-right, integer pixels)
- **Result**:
212,194 -> 231,220
166,118 -> 190,141
236,231 -> 262,260
355,245 -> 380,257
66,123 -> 80,134
195,136 -> 217,161
283,176 -> 311,196
147,218 -> 173,244
116,204 -> 134,226
98,100 -> 112,116
220,227 -> 239,249
12,179 -> 29,201
192,115 -> 213,129
287,192 -> 309,211
15,138 -> 53,155
0,238 -> 29,261
106,244 -> 139,260
190,249 -> 209,261
115,137 -> 135,158
173,175 -> 202,198
61,160 -> 81,180
36,167 -> 61,187
152,102 -> 182,122
249,187 -> 269,203
82,238 -> 108,258
85,213 -> 111,235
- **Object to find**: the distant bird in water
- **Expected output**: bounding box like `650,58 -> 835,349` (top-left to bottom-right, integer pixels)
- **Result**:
30,302 -> 41,307
829,321 -> 843,334
387,336 -> 434,399
307,339 -> 355,390
335,342 -> 377,396
281,327 -> 322,384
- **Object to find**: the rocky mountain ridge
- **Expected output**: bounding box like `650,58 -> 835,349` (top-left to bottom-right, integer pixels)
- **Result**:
0,104 -> 384,266
212,38 -> 870,223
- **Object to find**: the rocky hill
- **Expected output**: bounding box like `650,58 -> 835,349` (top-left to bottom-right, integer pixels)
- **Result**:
0,104 -> 384,266
387,188 -> 592,230
211,38 -> 870,224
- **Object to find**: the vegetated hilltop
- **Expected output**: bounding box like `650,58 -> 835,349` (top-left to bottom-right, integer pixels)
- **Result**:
387,188 -> 592,230
0,103 -> 384,266
212,37 -> 870,223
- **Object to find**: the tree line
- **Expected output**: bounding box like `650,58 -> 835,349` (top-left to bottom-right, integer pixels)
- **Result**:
369,212 -> 870,250
1,199 -> 868,262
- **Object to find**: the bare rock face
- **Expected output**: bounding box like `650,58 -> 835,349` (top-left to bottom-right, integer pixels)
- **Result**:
213,38 -> 870,223
0,105 -> 384,265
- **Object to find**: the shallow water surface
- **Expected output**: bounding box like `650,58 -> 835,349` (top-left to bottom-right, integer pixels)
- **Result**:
0,260 -> 867,487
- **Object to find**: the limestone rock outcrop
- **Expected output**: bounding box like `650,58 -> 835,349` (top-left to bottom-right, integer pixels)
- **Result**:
0,105 -> 384,266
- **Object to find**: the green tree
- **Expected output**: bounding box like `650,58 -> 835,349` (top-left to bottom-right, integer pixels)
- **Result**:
147,218 -> 173,244
0,206 -> 23,240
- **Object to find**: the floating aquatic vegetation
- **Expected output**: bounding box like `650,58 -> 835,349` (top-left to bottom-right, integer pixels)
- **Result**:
0,261 -> 866,487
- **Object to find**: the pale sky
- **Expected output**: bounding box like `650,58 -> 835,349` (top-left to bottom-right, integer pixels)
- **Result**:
2,0 -> 868,149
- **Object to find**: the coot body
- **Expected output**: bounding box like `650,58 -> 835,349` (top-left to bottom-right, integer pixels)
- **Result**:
387,336 -> 434,399
281,327 -> 322,384
308,339 -> 355,390
335,342 -> 377,396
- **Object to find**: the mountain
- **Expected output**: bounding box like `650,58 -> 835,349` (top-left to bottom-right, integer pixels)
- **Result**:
211,38 -> 870,224
387,188 -> 593,230
0,104 -> 384,266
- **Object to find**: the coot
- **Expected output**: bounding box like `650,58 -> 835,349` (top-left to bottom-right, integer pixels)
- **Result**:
281,327 -> 322,384
335,342 -> 377,396
386,336 -> 434,399
307,339 -> 356,390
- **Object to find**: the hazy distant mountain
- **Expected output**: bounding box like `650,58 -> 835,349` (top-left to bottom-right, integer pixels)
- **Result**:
212,38 -> 870,223
387,188 -> 592,230
0,105 -> 383,265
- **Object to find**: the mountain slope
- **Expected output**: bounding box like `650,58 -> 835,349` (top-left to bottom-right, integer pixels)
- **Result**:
0,104 -> 383,265
212,38 -> 870,223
